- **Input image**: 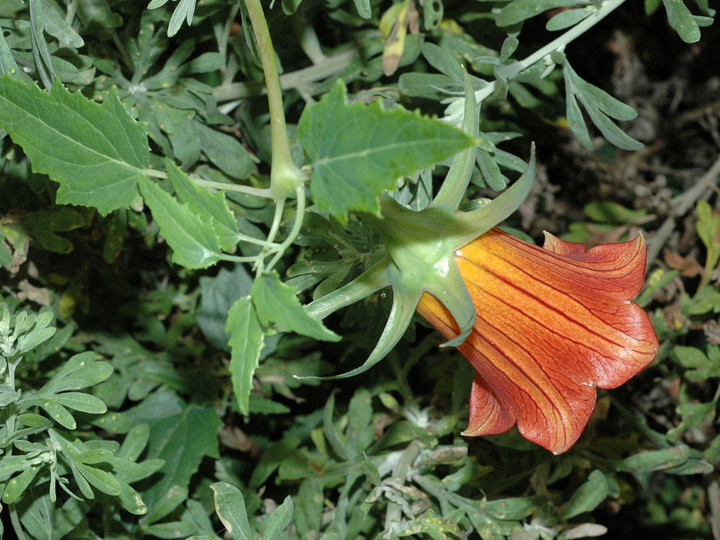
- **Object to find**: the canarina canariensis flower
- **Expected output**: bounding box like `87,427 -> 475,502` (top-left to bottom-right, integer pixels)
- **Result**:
307,82 -> 657,453
416,228 -> 658,454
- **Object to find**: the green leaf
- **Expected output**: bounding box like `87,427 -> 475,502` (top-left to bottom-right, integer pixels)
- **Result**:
476,149 -> 507,190
583,201 -> 648,224
29,0 -> 56,89
226,296 -> 265,415
107,455 -> 164,483
0,456 -> 29,482
264,496 -> 293,540
76,463 -> 122,496
138,175 -> 223,269
346,388 -> 374,453
16,311 -> 56,353
0,77 -> 149,215
53,392 -> 108,414
696,199 -> 720,251
195,123 -> 255,180
118,423 -> 151,461
16,413 -> 53,429
671,344 -> 720,379
211,482 -> 257,540
2,465 -> 41,504
197,264 -> 254,350
353,0 -> 371,18
298,81 -> 474,221
143,521 -> 198,538
645,0 -> 662,14
127,395 -> 222,514
559,470 -> 609,519
615,445 -> 691,472
39,399 -> 77,429
142,485 -> 189,526
0,29 -> 24,79
165,159 -> 241,252
562,61 -> 643,151
496,0 -> 580,27
662,0 -> 701,42
247,395 -> 290,414
423,0 -> 444,29
42,1 -> 84,48
546,8 -> 592,30
251,272 -> 340,341
0,384 -> 21,406
41,351 -> 113,392
248,437 -> 301,491
167,0 -> 196,37
17,491 -> 91,540
115,481 -> 148,515
21,208 -> 86,254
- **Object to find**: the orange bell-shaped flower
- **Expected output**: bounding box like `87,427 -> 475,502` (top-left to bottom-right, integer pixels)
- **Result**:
417,228 -> 659,454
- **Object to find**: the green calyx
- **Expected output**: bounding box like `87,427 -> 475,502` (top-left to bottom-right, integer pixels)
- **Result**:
304,75 -> 536,379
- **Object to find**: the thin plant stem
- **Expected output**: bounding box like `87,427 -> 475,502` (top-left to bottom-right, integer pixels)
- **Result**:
9,505 -> 28,540
189,177 -> 273,199
472,0 -> 627,104
64,0 -> 78,24
266,198 -> 286,247
221,253 -> 266,263
218,4 -> 240,67
265,185 -> 306,273
213,47 -> 356,102
243,0 -> 305,198
142,168 -> 274,200
256,197 -> 286,274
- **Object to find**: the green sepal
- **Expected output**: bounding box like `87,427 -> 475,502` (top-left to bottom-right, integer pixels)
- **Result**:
317,278 -> 423,380
431,74 -> 479,212
305,258 -> 392,321
454,143 -> 535,247
427,261 -> 475,348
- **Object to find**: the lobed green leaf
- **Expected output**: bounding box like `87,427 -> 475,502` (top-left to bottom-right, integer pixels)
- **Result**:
299,81 -> 475,221
0,77 -> 149,214
166,159 -> 241,252
138,175 -> 223,269
227,296 -> 265,416
251,272 -> 340,342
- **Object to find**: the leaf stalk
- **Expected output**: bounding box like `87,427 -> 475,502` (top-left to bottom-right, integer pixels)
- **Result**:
243,0 -> 306,199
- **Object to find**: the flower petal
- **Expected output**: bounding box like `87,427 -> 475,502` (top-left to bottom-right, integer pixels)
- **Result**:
418,229 -> 658,454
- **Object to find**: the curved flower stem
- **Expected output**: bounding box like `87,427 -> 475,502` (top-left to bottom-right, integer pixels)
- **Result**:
265,185 -> 307,273
265,198 -> 286,247
472,0 -> 627,104
255,196 -> 286,274
244,0 -> 306,199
